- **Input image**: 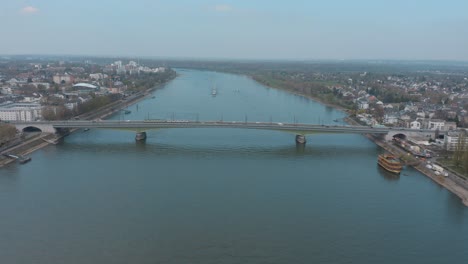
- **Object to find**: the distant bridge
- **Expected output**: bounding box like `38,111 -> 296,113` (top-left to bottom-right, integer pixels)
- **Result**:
11,120 -> 440,143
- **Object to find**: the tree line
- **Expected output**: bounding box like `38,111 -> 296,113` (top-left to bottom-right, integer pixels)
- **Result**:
42,93 -> 122,120
452,130 -> 468,174
0,124 -> 17,146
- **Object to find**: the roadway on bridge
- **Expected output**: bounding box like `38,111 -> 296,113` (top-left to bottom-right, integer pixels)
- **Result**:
12,120 -> 439,135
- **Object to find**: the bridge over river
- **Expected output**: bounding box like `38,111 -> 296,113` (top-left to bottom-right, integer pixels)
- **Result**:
11,120 -> 440,144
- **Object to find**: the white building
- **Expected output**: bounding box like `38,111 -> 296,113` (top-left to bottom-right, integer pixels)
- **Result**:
410,120 -> 421,129
404,104 -> 418,112
358,100 -> 369,110
114,61 -> 123,69
1,87 -> 12,95
53,73 -> 74,84
73,83 -> 99,90
444,130 -> 468,151
427,119 -> 445,130
64,102 -> 78,110
30,82 -> 50,89
6,78 -> 26,86
0,102 -> 42,121
89,73 -> 108,80
383,113 -> 398,125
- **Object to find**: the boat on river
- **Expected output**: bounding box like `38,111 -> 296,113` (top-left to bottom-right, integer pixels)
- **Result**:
3,153 -> 32,164
19,156 -> 31,164
378,154 -> 403,174
211,82 -> 217,96
295,135 -> 306,144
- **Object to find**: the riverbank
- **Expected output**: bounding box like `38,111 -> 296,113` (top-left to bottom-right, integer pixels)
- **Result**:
0,78 -> 174,168
344,117 -> 468,206
0,133 -> 56,167
248,73 -> 468,206
249,75 -> 351,114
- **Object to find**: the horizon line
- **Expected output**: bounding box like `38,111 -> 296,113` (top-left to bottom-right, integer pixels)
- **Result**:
2,54 -> 468,64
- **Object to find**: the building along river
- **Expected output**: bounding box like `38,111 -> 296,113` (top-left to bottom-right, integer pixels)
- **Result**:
1,69 -> 468,264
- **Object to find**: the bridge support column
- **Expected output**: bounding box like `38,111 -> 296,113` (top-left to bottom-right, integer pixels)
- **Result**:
56,128 -> 70,136
295,134 -> 306,145
135,132 -> 147,141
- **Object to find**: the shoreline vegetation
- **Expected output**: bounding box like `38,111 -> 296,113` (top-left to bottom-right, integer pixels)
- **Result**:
250,74 -> 352,113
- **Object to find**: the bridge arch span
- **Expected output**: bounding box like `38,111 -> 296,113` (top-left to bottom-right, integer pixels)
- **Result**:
392,133 -> 407,140
22,126 -> 43,133
13,123 -> 56,134
385,130 -> 435,141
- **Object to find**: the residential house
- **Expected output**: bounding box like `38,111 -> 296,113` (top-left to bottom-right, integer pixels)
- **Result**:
427,119 -> 445,130
410,120 -> 422,129
357,99 -> 369,110
53,73 -> 74,84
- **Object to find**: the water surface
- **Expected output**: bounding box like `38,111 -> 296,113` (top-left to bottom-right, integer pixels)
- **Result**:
1,69 -> 467,264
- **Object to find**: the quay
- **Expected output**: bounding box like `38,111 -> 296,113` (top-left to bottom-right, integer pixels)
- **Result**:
344,117 -> 468,206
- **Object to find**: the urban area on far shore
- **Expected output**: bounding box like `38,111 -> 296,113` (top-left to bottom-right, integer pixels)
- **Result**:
0,57 -> 176,165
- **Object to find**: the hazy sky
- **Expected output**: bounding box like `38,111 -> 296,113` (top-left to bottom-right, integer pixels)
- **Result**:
1,0 -> 468,60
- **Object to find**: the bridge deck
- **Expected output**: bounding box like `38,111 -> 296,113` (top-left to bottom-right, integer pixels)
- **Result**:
11,120 -> 440,134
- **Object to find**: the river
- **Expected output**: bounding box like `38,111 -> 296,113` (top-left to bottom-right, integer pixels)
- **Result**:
1,69 -> 467,264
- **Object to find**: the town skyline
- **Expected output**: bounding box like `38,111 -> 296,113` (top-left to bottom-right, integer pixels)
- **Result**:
1,0 -> 468,61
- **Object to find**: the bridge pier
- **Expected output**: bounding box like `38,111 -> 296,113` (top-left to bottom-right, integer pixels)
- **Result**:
135,132 -> 147,141
55,128 -> 70,136
295,134 -> 306,145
